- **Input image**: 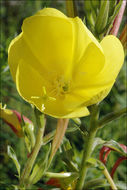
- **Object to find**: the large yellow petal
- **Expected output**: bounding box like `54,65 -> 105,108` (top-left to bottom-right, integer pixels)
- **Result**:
99,35 -> 124,84
72,35 -> 124,106
35,7 -> 67,18
22,15 -> 73,76
8,33 -> 48,82
65,17 -> 104,80
73,41 -> 105,88
61,106 -> 89,118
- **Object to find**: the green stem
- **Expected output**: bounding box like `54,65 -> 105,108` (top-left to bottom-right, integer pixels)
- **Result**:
76,105 -> 99,189
98,107 -> 127,128
103,167 -> 118,190
65,0 -> 77,18
19,120 -> 45,187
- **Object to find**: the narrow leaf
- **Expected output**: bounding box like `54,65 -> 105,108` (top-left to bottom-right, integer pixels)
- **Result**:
7,145 -> 20,177
29,145 -> 51,184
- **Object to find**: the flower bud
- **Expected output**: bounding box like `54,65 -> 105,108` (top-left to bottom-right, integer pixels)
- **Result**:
91,0 -> 100,9
95,0 -> 109,34
0,103 -> 32,137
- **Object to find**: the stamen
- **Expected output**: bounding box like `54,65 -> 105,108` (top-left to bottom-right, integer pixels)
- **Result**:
41,104 -> 45,111
31,86 -> 56,102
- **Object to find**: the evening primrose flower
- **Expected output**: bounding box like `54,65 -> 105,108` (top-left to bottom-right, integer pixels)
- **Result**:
8,8 -> 124,118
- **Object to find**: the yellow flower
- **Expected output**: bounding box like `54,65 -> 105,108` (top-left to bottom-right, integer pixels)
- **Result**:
8,8 -> 124,118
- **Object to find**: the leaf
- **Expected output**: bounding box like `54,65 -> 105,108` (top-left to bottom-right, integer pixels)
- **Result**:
62,138 -> 74,160
84,178 -> 108,190
86,157 -> 105,170
29,145 -> 51,184
61,138 -> 78,172
7,145 -> 20,177
103,140 -> 127,157
92,137 -> 105,152
116,181 -> 127,190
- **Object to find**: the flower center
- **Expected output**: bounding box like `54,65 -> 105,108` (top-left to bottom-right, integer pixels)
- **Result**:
50,75 -> 71,97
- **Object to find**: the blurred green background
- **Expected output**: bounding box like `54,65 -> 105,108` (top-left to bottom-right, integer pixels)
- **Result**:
0,0 -> 126,189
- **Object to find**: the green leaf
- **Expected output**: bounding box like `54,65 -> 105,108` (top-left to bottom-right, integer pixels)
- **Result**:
91,0 -> 100,9
84,178 -> 108,189
92,137 -> 105,152
71,118 -> 81,125
103,140 -> 127,157
7,145 -> 20,177
23,123 -> 35,153
109,0 -> 117,17
86,157 -> 105,170
61,138 -> 78,172
29,145 -> 51,184
116,181 -> 127,190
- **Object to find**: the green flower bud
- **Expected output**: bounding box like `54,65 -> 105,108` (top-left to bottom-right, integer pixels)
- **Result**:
109,0 -> 117,17
84,0 -> 92,11
95,0 -> 109,34
91,0 -> 100,9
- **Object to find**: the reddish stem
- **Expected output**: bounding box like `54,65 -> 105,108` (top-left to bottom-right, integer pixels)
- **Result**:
119,24 -> 127,48
110,0 -> 126,36
100,146 -> 112,164
110,157 -> 127,178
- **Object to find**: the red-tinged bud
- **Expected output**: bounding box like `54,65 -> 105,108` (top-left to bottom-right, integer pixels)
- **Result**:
0,104 -> 32,137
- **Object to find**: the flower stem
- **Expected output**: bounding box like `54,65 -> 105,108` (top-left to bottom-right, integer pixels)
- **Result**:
103,167 -> 118,190
76,130 -> 97,189
76,105 -> 99,189
19,116 -> 45,187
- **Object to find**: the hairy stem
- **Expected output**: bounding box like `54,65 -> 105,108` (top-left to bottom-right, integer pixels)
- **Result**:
76,105 -> 99,189
19,117 -> 45,187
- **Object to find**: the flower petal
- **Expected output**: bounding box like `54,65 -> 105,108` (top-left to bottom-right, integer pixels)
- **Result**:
61,106 -> 89,118
73,42 -> 105,88
99,35 -> 124,84
22,14 -> 73,75
8,33 -> 48,82
65,17 -> 104,80
35,7 -> 67,18
72,35 -> 124,106
16,60 -> 50,103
